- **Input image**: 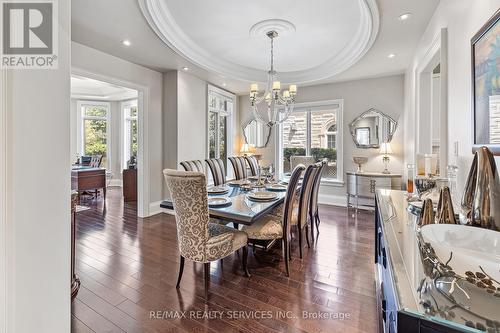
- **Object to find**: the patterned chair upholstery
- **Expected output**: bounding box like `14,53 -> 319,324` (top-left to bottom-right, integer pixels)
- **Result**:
228,156 -> 248,180
163,169 -> 250,300
205,158 -> 226,186
244,155 -> 260,176
242,164 -> 304,277
290,155 -> 316,171
180,160 -> 204,173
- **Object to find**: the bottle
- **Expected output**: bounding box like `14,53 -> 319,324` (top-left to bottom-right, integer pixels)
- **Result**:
407,164 -> 415,194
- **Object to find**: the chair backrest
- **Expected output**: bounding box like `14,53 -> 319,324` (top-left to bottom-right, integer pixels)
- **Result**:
297,164 -> 320,229
282,164 -> 305,243
163,169 -> 210,262
290,155 -> 316,172
90,155 -> 103,168
228,156 -> 248,180
310,162 -> 325,215
180,160 -> 204,173
244,155 -> 260,176
205,158 -> 226,186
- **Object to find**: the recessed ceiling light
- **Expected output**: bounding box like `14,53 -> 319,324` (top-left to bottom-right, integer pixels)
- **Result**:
182,66 -> 189,71
398,13 -> 412,21
122,40 -> 131,46
388,53 -> 396,59
222,83 -> 227,87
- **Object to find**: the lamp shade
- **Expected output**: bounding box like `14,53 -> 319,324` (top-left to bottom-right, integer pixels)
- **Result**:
380,142 -> 393,155
240,143 -> 251,154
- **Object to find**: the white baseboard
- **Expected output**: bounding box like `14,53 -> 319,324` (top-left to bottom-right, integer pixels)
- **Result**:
318,193 -> 347,207
148,201 -> 173,217
108,179 -> 122,187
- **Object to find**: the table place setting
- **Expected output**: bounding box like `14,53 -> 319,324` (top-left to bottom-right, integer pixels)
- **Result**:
207,197 -> 232,207
246,191 -> 279,202
207,185 -> 230,195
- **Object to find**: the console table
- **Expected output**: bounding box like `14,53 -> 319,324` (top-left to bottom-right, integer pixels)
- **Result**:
346,172 -> 401,209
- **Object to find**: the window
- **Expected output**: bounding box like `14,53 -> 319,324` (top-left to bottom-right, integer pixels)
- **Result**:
208,85 -> 234,172
278,100 -> 343,183
123,100 -> 138,168
78,101 -> 110,168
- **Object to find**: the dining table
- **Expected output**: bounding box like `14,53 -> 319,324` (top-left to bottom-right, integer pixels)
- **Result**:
160,179 -> 287,226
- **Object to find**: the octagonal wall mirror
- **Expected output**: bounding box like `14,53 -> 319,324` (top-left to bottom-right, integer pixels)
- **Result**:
349,108 -> 397,148
242,119 -> 272,148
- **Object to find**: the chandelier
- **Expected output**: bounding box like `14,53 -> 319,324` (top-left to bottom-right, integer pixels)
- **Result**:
250,30 -> 297,127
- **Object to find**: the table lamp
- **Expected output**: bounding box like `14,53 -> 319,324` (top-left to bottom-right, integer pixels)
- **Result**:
240,143 -> 252,156
380,142 -> 393,174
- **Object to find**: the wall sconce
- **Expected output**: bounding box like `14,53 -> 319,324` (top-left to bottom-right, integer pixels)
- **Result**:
380,142 -> 393,174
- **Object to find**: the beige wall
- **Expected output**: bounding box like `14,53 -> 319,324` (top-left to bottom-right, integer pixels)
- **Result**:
404,0 -> 500,194
239,74 -> 405,204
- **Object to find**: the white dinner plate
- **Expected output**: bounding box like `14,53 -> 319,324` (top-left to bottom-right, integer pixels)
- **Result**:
227,179 -> 251,187
247,191 -> 278,202
207,185 -> 229,194
208,197 -> 231,207
265,184 -> 287,192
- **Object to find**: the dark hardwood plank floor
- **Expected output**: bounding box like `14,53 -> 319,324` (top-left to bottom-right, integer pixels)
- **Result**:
72,187 -> 378,333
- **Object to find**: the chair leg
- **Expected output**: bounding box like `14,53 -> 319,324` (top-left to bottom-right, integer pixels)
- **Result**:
305,225 -> 311,248
242,246 -> 250,277
204,262 -> 210,302
220,258 -> 223,271
298,225 -> 303,259
176,256 -> 185,289
233,222 -> 239,230
282,239 -> 290,277
310,212 -> 315,242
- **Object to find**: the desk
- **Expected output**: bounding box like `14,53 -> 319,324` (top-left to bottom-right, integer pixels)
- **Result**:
71,166 -> 106,200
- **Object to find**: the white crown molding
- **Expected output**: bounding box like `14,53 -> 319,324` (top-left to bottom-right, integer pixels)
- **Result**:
138,0 -> 379,84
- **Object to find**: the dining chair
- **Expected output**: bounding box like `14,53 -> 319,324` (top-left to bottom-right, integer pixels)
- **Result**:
163,169 -> 250,301
205,158 -> 226,186
290,155 -> 316,171
244,155 -> 259,176
90,155 -> 103,168
241,164 -> 304,277
180,160 -> 204,173
228,156 -> 248,180
292,164 -> 320,258
309,162 -> 326,241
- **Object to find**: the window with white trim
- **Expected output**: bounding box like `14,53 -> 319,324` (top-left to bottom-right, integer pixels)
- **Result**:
122,99 -> 138,168
278,100 -> 343,183
208,85 -> 234,172
78,101 -> 111,168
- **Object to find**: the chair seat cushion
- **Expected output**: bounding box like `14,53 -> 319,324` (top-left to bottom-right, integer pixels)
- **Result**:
241,216 -> 283,240
206,223 -> 247,261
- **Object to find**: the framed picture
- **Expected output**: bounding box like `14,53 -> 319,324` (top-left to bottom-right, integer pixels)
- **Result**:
471,9 -> 500,154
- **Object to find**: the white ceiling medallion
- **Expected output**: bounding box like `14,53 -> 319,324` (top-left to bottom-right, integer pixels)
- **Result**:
138,0 -> 379,84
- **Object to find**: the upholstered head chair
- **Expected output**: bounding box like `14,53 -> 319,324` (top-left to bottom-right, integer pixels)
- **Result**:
163,169 -> 249,300
180,160 -> 205,173
205,158 -> 226,186
290,155 -> 316,171
244,155 -> 260,176
228,156 -> 248,180
242,164 -> 304,276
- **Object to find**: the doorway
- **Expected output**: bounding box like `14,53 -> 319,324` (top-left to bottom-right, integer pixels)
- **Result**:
70,75 -> 141,212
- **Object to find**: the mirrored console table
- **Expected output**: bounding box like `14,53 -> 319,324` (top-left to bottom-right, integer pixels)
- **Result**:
347,172 -> 401,209
375,190 -> 500,333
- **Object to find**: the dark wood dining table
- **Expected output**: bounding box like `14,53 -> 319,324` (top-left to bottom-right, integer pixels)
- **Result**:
160,182 -> 287,225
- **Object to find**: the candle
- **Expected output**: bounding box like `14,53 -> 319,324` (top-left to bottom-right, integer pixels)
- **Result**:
272,81 -> 281,91
250,83 -> 258,92
289,84 -> 297,94
283,90 -> 290,98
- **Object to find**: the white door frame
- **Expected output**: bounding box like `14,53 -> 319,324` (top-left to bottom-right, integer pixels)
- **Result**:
415,28 -> 448,176
0,69 -> 8,333
71,68 -> 151,217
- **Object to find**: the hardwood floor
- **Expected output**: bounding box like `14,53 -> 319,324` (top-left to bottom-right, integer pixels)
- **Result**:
72,187 -> 378,333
